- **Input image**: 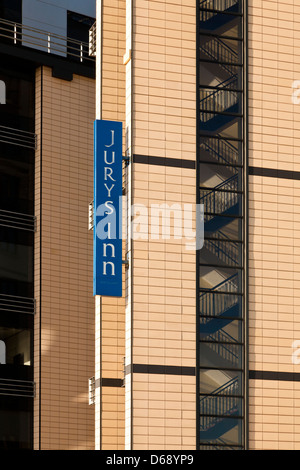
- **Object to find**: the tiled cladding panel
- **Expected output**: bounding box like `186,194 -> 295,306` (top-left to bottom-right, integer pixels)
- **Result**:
132,0 -> 196,160
249,0 -> 300,450
95,0 -> 126,451
35,66 -> 95,450
127,0 -> 197,450
34,67 -> 42,449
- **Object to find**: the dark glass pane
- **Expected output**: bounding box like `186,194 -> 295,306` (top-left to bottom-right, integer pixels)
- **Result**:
199,161 -> 242,188
199,0 -> 242,14
199,265 -> 242,292
199,137 -> 242,166
205,215 -> 243,241
0,396 -> 33,449
200,35 -> 242,66
0,143 -> 34,214
204,217 -> 243,239
199,68 -> 242,89
200,238 -> 242,267
0,325 -> 32,366
199,340 -> 243,369
199,64 -> 239,90
0,60 -> 35,132
200,393 -> 243,418
0,0 -> 22,22
200,291 -> 243,318
199,369 -> 243,395
199,65 -> 243,89
200,317 -> 243,344
0,0 -> 22,45
67,11 -> 95,61
200,15 -> 242,35
200,114 -> 242,138
0,265 -> 34,379
199,415 -> 243,446
200,87 -> 242,117
200,188 -> 242,218
0,227 -> 33,297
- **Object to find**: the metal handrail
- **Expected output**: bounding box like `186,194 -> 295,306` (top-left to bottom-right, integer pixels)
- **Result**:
200,0 -> 238,10
0,18 -> 94,63
199,36 -> 239,77
199,174 -> 238,216
205,329 -> 239,366
205,237 -> 239,265
200,135 -> 238,166
200,79 -> 239,122
199,377 -> 239,432
0,125 -> 37,149
199,273 -> 239,319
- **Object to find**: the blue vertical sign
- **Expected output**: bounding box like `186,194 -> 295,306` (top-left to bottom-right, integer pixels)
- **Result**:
94,120 -> 123,297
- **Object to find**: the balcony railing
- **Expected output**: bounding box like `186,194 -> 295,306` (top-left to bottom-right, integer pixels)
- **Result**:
0,125 -> 37,150
0,378 -> 35,398
0,293 -> 35,315
0,209 -> 36,232
0,18 -> 95,63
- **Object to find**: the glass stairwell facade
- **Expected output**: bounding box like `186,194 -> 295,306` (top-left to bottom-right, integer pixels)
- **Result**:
197,0 -> 246,450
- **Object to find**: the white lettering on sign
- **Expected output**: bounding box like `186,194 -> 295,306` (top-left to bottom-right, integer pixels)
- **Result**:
103,261 -> 115,276
102,129 -> 117,277
105,130 -> 114,148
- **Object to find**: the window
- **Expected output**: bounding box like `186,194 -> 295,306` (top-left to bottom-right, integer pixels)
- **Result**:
0,396 -> 33,449
0,0 -> 22,23
0,227 -> 34,298
67,11 -> 95,62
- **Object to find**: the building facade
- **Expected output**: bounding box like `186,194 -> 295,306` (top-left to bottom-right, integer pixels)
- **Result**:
1,0 -> 300,452
0,0 -> 96,450
95,0 -> 300,451
95,0 -> 243,450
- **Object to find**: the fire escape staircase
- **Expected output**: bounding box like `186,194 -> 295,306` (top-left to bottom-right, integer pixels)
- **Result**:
199,0 -> 242,446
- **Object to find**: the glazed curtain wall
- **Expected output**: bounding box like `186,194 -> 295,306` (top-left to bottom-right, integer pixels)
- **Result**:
197,0 -> 246,450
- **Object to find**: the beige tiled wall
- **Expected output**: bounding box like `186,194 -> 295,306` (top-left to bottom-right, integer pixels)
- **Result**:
124,0 -> 197,450
95,0 -> 197,450
34,67 -> 42,448
132,0 -> 196,161
34,66 -> 95,450
249,0 -> 300,450
95,0 -> 126,450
